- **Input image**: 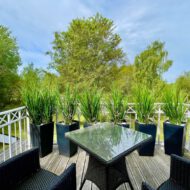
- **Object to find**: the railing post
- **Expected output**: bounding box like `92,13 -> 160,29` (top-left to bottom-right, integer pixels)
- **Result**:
8,113 -> 12,158
157,105 -> 161,145
26,109 -> 30,149
2,128 -> 5,161
14,122 -> 17,155
18,111 -> 22,153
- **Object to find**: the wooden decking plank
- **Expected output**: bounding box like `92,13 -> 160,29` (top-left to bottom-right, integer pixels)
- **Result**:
133,152 -> 160,188
76,149 -> 87,189
126,152 -> 143,190
49,153 -> 64,174
125,154 -> 138,190
150,148 -> 170,181
154,148 -> 170,176
65,149 -> 79,169
82,154 -> 92,190
147,156 -> 169,182
44,150 -> 59,170
53,153 -> 70,175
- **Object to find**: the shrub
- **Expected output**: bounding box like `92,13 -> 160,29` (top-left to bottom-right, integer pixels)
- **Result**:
60,86 -> 78,124
79,89 -> 101,123
106,89 -> 127,123
22,87 -> 58,125
162,88 -> 186,124
135,87 -> 155,124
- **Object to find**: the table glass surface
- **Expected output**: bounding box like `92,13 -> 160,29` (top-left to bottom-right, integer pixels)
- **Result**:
66,123 -> 151,163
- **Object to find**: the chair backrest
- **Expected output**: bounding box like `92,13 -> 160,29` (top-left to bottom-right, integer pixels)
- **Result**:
170,154 -> 190,189
0,148 -> 40,189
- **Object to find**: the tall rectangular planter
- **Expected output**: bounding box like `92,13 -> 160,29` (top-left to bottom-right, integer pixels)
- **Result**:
135,121 -> 157,156
56,120 -> 79,157
30,122 -> 54,158
163,121 -> 186,156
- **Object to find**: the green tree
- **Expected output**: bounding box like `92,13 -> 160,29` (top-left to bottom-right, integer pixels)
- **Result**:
176,71 -> 190,101
21,64 -> 42,91
112,65 -> 134,98
134,41 -> 172,95
48,13 -> 125,91
21,64 -> 59,92
0,25 -> 21,110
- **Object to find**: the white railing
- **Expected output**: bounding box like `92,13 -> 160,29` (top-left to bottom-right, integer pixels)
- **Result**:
0,103 -> 190,161
0,106 -> 30,161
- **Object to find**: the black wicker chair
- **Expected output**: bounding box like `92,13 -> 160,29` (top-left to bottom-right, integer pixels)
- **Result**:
0,148 -> 76,190
142,154 -> 190,190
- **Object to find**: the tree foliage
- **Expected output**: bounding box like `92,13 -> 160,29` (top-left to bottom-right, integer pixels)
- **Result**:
176,72 -> 190,101
0,25 -> 21,110
48,13 -> 125,91
134,41 -> 172,94
21,64 -> 59,92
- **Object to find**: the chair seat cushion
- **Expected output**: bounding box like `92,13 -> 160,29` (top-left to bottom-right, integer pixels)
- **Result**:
15,169 -> 59,190
158,179 -> 185,190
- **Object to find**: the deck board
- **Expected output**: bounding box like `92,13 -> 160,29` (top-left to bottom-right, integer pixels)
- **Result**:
39,145 -> 170,190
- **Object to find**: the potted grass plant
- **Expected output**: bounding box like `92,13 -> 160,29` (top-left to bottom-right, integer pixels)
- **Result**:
135,87 -> 157,156
22,88 -> 58,157
106,89 -> 129,128
79,89 -> 101,128
56,86 -> 79,157
162,88 -> 186,156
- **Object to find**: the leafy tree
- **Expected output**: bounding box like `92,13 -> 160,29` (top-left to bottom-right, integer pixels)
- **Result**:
21,64 -> 42,91
112,65 -> 134,98
176,71 -> 190,101
134,41 -> 172,95
0,25 -> 21,110
21,64 -> 59,92
48,13 -> 125,91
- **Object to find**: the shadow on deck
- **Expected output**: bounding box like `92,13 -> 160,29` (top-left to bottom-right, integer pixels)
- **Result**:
40,145 -> 170,190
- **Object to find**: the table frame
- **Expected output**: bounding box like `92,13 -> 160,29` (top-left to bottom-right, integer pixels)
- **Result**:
66,127 -> 152,190
80,155 -> 134,190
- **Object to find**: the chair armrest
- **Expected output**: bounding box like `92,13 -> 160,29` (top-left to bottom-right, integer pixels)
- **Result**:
50,163 -> 76,190
141,182 -> 156,190
0,148 -> 40,189
170,154 -> 190,189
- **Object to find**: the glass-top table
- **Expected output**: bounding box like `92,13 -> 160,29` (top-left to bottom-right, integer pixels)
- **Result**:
66,123 -> 152,190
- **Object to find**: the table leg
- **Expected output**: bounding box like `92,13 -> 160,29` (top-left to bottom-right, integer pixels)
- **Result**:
79,155 -> 134,190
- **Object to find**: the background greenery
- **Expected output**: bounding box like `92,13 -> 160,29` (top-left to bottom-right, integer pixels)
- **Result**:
0,13 -> 190,119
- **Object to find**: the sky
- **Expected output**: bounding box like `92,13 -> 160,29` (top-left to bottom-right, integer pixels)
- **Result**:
0,0 -> 190,82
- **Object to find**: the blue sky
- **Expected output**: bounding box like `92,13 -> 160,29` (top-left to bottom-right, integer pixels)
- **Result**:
0,0 -> 190,82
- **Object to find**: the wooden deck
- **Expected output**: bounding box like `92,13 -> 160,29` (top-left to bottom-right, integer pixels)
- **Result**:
40,145 -> 170,190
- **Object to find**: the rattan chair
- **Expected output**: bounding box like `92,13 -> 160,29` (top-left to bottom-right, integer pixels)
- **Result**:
0,148 -> 76,190
142,154 -> 190,190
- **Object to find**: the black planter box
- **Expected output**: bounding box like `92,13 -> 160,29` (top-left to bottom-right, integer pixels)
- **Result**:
56,120 -> 79,157
163,121 -> 186,156
30,122 -> 54,158
135,121 -> 157,156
